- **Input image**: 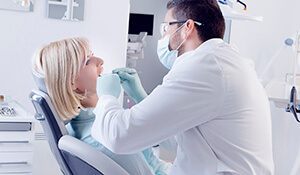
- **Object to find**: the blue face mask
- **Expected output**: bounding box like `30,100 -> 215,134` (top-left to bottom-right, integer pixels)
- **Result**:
157,24 -> 187,69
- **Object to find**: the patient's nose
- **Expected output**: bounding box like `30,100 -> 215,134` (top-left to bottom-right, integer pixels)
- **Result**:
96,57 -> 104,66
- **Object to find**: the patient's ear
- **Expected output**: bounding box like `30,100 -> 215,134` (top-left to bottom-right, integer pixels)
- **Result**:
71,82 -> 77,90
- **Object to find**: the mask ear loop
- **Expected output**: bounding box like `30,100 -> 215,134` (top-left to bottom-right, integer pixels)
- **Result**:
175,37 -> 187,51
175,20 -> 199,51
173,22 -> 189,51
170,22 -> 187,37
167,22 -> 187,52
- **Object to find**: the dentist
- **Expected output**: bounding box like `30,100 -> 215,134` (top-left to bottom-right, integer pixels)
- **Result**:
92,0 -> 274,174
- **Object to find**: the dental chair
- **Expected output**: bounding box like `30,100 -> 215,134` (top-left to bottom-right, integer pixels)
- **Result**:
29,70 -> 129,175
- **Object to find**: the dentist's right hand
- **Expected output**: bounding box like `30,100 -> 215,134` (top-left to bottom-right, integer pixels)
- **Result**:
97,74 -> 121,99
113,68 -> 148,103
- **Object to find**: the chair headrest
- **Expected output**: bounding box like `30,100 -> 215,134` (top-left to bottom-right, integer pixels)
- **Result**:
31,69 -> 71,125
32,69 -> 48,94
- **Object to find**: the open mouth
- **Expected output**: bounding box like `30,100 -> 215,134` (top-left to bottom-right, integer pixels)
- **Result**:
98,67 -> 104,77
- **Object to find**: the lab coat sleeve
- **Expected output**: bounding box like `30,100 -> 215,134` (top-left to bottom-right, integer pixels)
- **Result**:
91,54 -> 224,154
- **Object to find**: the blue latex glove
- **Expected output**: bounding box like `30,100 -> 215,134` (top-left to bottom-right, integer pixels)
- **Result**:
112,68 -> 147,103
97,74 -> 121,99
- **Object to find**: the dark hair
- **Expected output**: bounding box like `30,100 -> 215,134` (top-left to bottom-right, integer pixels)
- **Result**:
167,0 -> 225,42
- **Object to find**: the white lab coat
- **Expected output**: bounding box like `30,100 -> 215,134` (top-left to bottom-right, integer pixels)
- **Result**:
91,39 -> 274,175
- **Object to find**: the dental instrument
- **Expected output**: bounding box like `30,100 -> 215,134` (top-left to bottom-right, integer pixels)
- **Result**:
127,99 -> 130,109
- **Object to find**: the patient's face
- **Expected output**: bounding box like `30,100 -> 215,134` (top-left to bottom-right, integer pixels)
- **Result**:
75,52 -> 104,98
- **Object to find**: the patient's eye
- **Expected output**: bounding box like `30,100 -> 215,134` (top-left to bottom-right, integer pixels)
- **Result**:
86,59 -> 91,65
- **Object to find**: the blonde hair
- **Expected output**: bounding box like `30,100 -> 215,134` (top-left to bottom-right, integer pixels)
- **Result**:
33,37 -> 90,121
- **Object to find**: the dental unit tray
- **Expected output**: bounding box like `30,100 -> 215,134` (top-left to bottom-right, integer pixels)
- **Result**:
265,32 -> 300,123
266,79 -> 300,109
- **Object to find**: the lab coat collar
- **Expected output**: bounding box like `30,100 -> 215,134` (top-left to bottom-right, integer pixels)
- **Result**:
173,38 -> 224,67
195,38 -> 225,52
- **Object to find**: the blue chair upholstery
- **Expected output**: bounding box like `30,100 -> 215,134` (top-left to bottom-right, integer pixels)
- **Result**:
30,70 -> 129,175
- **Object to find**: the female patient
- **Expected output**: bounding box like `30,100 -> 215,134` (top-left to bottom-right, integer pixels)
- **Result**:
32,37 -> 171,175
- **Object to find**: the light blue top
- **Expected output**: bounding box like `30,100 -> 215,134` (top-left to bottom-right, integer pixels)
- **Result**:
66,108 -> 171,175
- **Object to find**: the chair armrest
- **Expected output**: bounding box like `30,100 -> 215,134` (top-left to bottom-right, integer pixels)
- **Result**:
58,135 -> 129,175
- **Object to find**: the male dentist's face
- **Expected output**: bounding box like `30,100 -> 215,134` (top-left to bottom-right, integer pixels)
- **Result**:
163,8 -> 184,51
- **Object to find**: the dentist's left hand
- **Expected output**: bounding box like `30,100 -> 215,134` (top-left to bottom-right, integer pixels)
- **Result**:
97,74 -> 122,99
113,67 -> 147,104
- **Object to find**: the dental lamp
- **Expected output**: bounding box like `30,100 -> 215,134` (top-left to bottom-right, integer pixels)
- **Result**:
217,0 -> 263,22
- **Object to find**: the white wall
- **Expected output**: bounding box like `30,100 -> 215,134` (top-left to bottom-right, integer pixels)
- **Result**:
0,0 -> 130,115
229,0 -> 300,174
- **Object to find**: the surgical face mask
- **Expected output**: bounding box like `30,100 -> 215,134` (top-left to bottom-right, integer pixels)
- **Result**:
157,23 -> 187,69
